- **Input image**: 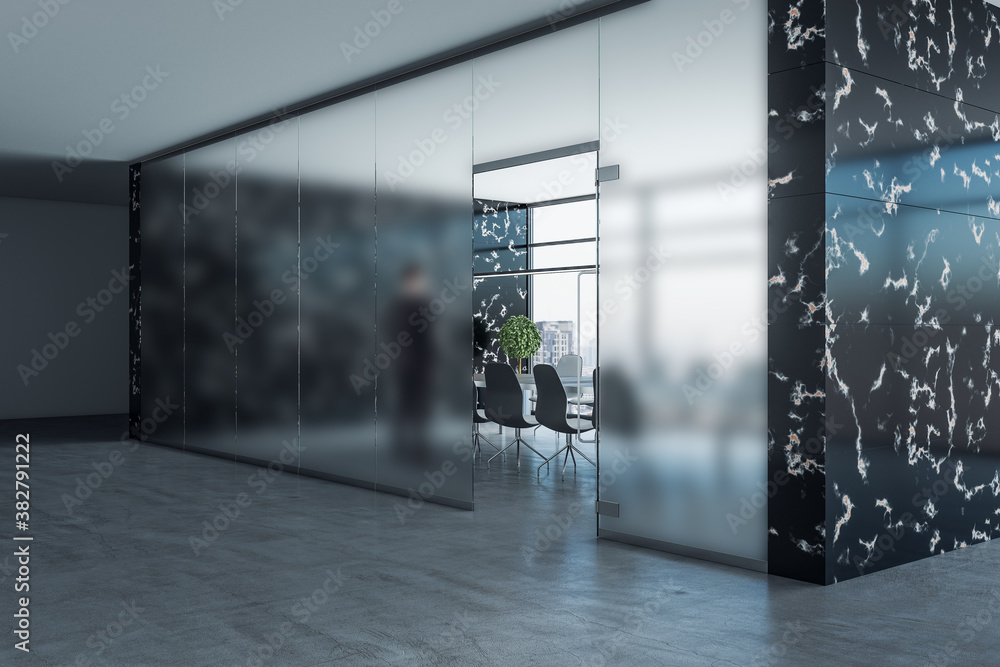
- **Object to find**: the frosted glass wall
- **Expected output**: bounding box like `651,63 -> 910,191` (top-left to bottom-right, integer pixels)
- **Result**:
184,139 -> 237,457
234,119 -> 300,464
298,95 -> 377,486
375,64 -> 475,508
597,0 -> 768,566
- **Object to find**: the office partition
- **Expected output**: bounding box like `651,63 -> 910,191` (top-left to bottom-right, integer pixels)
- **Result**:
184,139 -> 238,457
299,95 -> 377,485
234,120 -> 300,464
139,154 -> 185,447
472,21 -> 599,168
596,0 -> 769,568
374,64 -> 475,509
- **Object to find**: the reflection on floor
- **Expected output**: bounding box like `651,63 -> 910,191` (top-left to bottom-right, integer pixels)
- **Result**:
2,414 -> 997,666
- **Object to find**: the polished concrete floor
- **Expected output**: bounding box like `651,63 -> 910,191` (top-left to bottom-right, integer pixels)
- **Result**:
1,414 -> 998,666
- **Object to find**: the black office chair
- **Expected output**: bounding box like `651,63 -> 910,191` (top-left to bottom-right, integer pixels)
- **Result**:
571,368 -> 598,442
484,363 -> 547,469
473,384 -> 502,461
533,364 -> 596,479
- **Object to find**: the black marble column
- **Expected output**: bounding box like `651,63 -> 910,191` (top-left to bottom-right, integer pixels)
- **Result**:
128,162 -> 141,439
769,0 -> 1000,584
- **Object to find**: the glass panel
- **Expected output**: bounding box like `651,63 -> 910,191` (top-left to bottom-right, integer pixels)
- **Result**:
375,63 -> 474,507
530,242 -> 596,271
140,154 -> 185,447
531,198 -> 597,244
473,21 -> 599,165
235,119 -> 299,464
299,94 -> 377,485
530,271 -> 595,366
597,1 -> 768,563
474,153 -> 598,205
579,272 -> 598,372
185,139 -> 237,456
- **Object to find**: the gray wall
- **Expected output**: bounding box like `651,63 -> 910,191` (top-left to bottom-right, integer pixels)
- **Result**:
0,196 -> 128,419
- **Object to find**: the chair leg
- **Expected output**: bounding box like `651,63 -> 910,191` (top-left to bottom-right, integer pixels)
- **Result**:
487,439 -> 518,468
476,425 -> 502,452
475,423 -> 503,463
515,430 -> 547,463
568,443 -> 595,467
538,434 -> 596,479
481,433 -> 501,452
536,446 -> 563,477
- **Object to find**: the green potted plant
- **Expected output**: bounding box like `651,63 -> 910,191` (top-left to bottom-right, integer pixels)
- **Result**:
498,315 -> 542,374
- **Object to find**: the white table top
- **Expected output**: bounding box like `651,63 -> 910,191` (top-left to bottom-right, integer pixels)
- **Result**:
473,373 -> 592,388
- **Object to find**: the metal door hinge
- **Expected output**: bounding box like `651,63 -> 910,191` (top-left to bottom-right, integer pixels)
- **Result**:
596,165 -> 620,184
596,500 -> 620,518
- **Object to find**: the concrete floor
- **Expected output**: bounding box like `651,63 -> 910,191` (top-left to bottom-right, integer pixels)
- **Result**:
1,414 -> 998,666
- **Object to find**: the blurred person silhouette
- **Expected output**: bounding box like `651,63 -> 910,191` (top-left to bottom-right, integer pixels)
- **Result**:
387,263 -> 437,465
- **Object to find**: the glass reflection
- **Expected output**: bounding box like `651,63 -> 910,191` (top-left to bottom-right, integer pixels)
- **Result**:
299,94 -> 377,485
597,0 -> 768,563
140,154 -> 185,447
184,139 -> 237,456
375,63 -> 474,507
235,118 -> 299,464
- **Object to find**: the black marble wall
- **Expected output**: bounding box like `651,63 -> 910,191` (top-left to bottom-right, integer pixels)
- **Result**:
128,163 -> 141,438
473,200 -> 528,372
769,0 -> 1000,584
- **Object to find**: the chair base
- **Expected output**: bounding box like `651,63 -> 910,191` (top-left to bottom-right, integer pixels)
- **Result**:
537,434 -> 596,479
487,429 -> 547,470
473,425 -> 502,462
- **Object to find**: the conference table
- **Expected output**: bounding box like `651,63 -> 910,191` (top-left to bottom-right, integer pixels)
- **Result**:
473,372 -> 593,414
472,373 -> 593,390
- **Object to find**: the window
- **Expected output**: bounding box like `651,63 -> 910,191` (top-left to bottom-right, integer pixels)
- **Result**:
529,199 -> 598,373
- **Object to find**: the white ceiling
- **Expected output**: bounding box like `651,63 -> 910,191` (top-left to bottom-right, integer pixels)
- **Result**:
0,0 -> 615,203
2,0 -> 998,204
